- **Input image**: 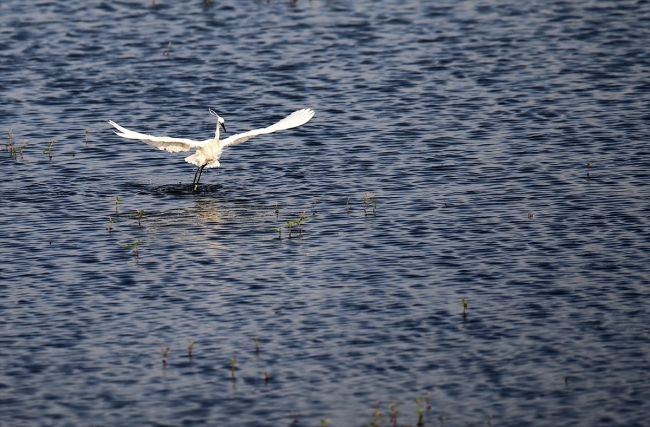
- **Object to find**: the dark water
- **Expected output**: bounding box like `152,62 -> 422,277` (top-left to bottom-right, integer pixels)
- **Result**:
1,1 -> 650,426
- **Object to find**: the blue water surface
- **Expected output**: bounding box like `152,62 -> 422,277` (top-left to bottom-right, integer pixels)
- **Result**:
1,1 -> 649,426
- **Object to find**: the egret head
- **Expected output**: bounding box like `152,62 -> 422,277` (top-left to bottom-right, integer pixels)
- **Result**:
209,108 -> 227,132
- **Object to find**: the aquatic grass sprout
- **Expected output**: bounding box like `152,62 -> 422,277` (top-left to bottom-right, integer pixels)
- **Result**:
363,192 -> 376,215
368,409 -> 385,427
254,337 -> 260,352
160,343 -> 171,365
18,140 -> 28,160
296,210 -> 312,234
115,196 -> 120,214
42,138 -> 55,160
285,219 -> 297,238
415,397 -> 424,426
123,239 -> 142,258
389,401 -> 402,427
462,297 -> 468,317
269,227 -> 282,239
106,216 -> 113,231
188,341 -> 195,357
231,356 -> 237,377
128,209 -> 144,225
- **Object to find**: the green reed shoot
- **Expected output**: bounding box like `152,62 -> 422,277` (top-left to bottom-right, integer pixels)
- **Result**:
415,397 -> 424,426
269,227 -> 282,239
123,239 -> 142,258
346,198 -> 351,213
296,210 -> 312,234
320,419 -> 331,427
389,401 -> 402,427
285,219 -> 297,238
129,209 -> 144,225
312,199 -> 319,214
107,216 -> 113,231
9,143 -> 17,160
163,41 -> 172,56
115,196 -> 120,214
42,138 -> 55,160
188,341 -> 195,357
254,336 -> 260,352
363,192 -> 376,215
18,140 -> 28,159
8,128 -> 13,143
160,343 -> 171,365
231,356 -> 237,377
85,128 -> 90,144
425,392 -> 431,411
462,297 -> 468,317
368,409 -> 385,427
275,201 -> 279,215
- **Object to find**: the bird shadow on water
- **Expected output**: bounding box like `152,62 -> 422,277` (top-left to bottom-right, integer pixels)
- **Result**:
121,182 -> 225,196
153,183 -> 225,195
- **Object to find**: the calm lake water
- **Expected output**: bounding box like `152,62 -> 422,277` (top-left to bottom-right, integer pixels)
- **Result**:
1,1 -> 649,426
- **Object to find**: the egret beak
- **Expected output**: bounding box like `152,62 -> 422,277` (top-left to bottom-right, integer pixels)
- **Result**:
221,122 -> 227,133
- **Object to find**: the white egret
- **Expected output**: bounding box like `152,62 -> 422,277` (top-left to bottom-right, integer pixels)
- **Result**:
108,108 -> 315,191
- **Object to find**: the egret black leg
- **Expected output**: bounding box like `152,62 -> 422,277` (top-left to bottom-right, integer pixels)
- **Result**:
193,165 -> 205,192
191,167 -> 201,191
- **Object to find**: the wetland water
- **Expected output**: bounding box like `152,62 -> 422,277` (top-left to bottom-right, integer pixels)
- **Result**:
1,1 -> 649,426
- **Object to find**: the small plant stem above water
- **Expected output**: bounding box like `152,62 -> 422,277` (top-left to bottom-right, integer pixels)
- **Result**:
462,297 -> 468,317
389,401 -> 402,427
363,192 -> 376,215
42,138 -> 55,161
188,341 -> 195,357
160,343 -> 171,365
129,209 -> 145,225
123,239 -> 142,258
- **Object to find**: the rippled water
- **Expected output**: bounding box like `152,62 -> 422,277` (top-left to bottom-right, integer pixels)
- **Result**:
1,1 -> 649,426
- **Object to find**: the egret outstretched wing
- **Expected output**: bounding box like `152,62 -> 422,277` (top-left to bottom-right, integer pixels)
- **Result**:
220,108 -> 315,148
108,120 -> 211,153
